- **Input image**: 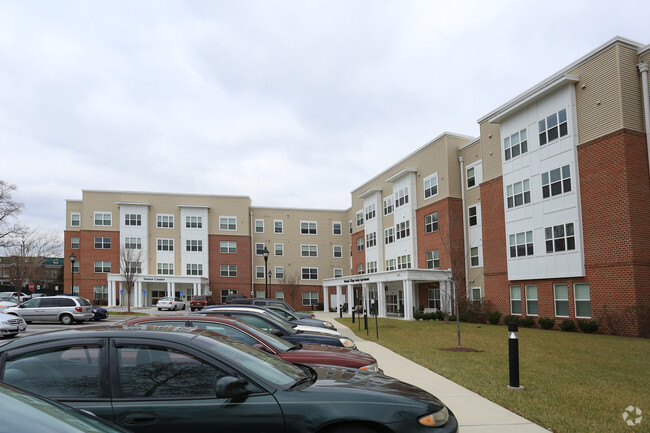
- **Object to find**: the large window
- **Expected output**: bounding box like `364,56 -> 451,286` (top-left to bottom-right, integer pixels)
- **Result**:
542,165 -> 572,198
504,128 -> 528,161
509,231 -> 533,258
365,203 -> 376,221
426,250 -> 440,269
220,241 -> 236,253
356,237 -> 364,252
94,212 -> 112,226
356,211 -> 364,227
302,292 -> 318,306
510,285 -> 522,315
554,284 -> 569,317
366,232 -> 376,248
219,217 -> 237,231
124,237 -> 141,249
124,214 -> 141,226
186,240 -> 203,252
94,261 -> 111,273
384,227 -> 395,245
385,258 -> 396,271
186,264 -> 203,276
395,187 -> 409,207
506,179 -> 531,208
300,221 -> 317,235
186,216 -> 203,228
94,237 -> 111,249
428,288 -> 441,310
220,265 -> 237,277
94,285 -> 108,301
574,283 -> 591,318
157,239 -> 174,251
424,174 -> 438,199
425,212 -> 438,233
301,268 -> 318,280
157,263 -> 174,275
539,108 -> 568,146
396,221 -> 410,240
383,197 -> 394,215
301,245 -> 318,257
397,254 -> 411,270
366,261 -> 377,274
545,223 -> 575,253
157,214 -> 174,228
525,285 -> 538,316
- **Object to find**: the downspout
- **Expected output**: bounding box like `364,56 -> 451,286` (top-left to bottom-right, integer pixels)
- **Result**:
250,212 -> 255,297
638,62 -> 650,174
458,156 -> 470,299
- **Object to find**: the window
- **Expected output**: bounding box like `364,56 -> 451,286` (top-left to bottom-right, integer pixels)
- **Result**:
356,211 -> 364,227
220,265 -> 237,277
356,237 -> 364,252
302,292 -> 318,306
94,285 -> 108,301
301,245 -> 318,257
274,220 -> 283,234
506,179 -> 531,208
504,128 -> 528,161
574,283 -> 591,318
396,221 -> 410,240
385,258 -> 396,271
186,264 -> 203,276
525,285 -> 538,316
124,237 -> 141,249
157,239 -> 174,251
428,288 -> 441,309
274,243 -> 284,256
71,236 -> 79,249
219,217 -> 237,231
466,206 -> 477,227
472,287 -> 482,302
301,267 -> 318,280
332,222 -> 342,235
539,108 -> 568,146
470,247 -> 480,267
186,216 -> 203,228
333,268 -> 343,278
256,266 -> 265,279
157,214 -> 174,228
333,245 -> 342,258
510,286 -> 522,315
397,254 -> 411,270
157,263 -> 174,275
255,243 -> 265,255
300,221 -> 317,235
186,240 -> 203,252
365,203 -> 376,221
349,221 -> 353,234
94,261 -> 111,273
395,187 -> 409,207
255,219 -> 264,233
424,174 -> 438,199
220,241 -> 236,253
125,262 -> 142,274
71,213 -> 81,227
542,165 -> 572,198
554,284 -> 569,316
125,214 -> 142,226
366,232 -> 377,248
425,213 -> 438,233
426,250 -> 440,269
545,223 -> 576,253
275,266 -> 284,279
467,166 -> 476,188
509,231 -> 533,258
384,227 -> 394,244
275,291 -> 284,301
366,261 -> 377,274
94,212 -> 112,226
383,197 -> 394,215
357,264 -> 365,274
72,261 -> 79,273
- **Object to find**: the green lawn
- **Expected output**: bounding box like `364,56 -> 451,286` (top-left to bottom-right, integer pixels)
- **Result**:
338,317 -> 650,433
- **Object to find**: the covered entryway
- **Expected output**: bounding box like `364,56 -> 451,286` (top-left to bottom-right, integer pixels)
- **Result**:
106,274 -> 209,307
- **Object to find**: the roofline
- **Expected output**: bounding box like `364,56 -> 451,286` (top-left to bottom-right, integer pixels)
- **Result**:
477,36 -> 646,124
78,189 -> 252,201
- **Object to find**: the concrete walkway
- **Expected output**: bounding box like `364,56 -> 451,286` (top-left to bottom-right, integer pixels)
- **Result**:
318,311 -> 549,433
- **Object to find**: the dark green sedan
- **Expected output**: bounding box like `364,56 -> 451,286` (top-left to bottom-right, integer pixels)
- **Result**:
0,325 -> 458,433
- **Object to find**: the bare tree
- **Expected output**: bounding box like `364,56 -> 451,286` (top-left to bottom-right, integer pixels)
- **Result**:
279,271 -> 301,308
438,221 -> 466,349
0,180 -> 25,248
119,246 -> 145,312
2,228 -> 62,291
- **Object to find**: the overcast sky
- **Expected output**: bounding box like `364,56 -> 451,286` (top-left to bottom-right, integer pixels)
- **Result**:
1,0 -> 648,234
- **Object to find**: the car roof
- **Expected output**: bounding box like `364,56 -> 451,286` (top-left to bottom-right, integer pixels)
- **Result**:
123,315 -> 241,326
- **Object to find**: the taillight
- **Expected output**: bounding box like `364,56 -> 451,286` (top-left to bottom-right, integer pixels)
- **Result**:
75,307 -> 82,312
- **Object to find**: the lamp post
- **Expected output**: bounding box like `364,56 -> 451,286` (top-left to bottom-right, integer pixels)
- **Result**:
262,247 -> 270,298
69,252 -> 77,294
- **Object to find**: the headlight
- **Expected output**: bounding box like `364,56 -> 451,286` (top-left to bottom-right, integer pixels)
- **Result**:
339,338 -> 356,349
418,406 -> 449,427
323,322 -> 334,328
359,363 -> 379,373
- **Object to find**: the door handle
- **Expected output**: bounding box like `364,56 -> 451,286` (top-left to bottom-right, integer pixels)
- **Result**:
122,412 -> 157,425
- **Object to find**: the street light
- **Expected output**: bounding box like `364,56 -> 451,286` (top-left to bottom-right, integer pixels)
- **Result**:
262,246 -> 270,298
69,252 -> 77,294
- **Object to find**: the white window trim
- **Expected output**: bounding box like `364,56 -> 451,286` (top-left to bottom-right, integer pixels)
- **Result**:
274,220 -> 284,234
156,214 -> 174,228
332,221 -> 342,235
510,285 -> 522,316
423,173 -> 439,200
93,211 -> 112,227
255,218 -> 265,233
525,285 -> 538,316
574,283 -> 591,319
274,243 -> 284,256
219,216 -> 237,231
300,220 -> 318,235
554,284 -> 570,317
255,266 -> 265,279
333,245 -> 342,258
300,244 -> 318,258
70,212 -> 81,227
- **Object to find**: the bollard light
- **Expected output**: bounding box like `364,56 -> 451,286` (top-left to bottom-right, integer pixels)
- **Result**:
507,321 -> 524,391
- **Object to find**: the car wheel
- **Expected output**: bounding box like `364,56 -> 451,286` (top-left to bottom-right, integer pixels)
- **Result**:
158,308 -> 162,311
182,304 -> 186,310
60,314 -> 74,325
191,308 -> 195,312
2,333 -> 18,339
173,304 -> 178,311
325,426 -> 375,433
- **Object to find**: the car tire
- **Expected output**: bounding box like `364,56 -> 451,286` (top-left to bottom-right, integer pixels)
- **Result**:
182,304 -> 186,310
191,308 -> 195,312
2,333 -> 18,338
325,426 -> 375,433
60,314 -> 74,325
158,308 -> 162,311
173,305 -> 178,311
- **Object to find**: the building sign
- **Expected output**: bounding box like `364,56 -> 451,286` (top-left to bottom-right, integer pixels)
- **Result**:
343,277 -> 370,283
143,277 -> 167,282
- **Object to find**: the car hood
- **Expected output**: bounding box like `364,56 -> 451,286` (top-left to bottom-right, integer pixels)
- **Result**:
280,344 -> 377,368
294,324 -> 340,336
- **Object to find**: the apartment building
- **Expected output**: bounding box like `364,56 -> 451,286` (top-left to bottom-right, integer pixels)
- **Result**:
65,36 -> 649,336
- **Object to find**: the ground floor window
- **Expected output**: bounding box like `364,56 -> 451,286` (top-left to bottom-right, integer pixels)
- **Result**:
255,290 -> 265,298
94,285 -> 107,301
302,292 -> 318,306
386,292 -> 403,316
554,284 -> 569,317
574,283 -> 591,318
525,285 -> 538,315
220,289 -> 237,304
275,291 -> 284,301
427,288 -> 441,310
72,285 -> 79,296
151,290 -> 166,305
510,285 -> 521,315
471,287 -> 482,302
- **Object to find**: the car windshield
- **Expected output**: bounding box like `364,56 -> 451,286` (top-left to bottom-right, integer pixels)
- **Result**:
192,332 -> 307,389
233,321 -> 296,352
192,296 -> 205,301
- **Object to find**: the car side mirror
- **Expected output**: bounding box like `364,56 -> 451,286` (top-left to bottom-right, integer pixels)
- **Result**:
215,376 -> 251,399
270,329 -> 283,337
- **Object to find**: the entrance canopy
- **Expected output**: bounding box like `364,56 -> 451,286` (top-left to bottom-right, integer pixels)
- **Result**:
106,274 -> 209,307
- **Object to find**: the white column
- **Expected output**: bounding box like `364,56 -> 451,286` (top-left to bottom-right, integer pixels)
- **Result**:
136,281 -> 143,307
361,283 -> 370,313
108,281 -> 115,307
323,285 -> 330,312
403,280 -> 414,320
377,281 -> 387,318
346,284 -> 354,317
336,285 -> 343,314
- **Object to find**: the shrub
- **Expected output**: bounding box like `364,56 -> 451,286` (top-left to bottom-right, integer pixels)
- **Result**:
577,319 -> 599,334
559,318 -> 576,332
447,315 -> 457,322
519,316 -> 536,327
414,311 -> 424,321
424,312 -> 438,321
503,315 -> 518,326
487,310 -> 502,325
538,317 -> 556,329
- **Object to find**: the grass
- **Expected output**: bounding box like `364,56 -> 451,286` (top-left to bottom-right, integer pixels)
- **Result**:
338,317 -> 650,433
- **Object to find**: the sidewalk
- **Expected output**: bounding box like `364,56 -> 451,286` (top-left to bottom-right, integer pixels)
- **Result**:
318,311 -> 549,433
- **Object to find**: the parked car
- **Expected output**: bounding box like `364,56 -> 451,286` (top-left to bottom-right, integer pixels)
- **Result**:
3,296 -> 93,325
122,315 -> 380,372
0,291 -> 31,302
189,295 -> 216,311
156,296 -> 186,311
224,293 -> 246,304
266,305 -> 337,330
199,308 -> 356,349
0,312 -> 27,338
91,304 -> 108,320
0,325 -> 458,432
0,298 -> 20,312
229,297 -> 315,319
0,381 -> 130,433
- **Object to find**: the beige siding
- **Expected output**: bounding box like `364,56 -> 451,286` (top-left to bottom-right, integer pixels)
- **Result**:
65,200 -> 82,231
618,44 -> 645,133
479,121 -> 502,182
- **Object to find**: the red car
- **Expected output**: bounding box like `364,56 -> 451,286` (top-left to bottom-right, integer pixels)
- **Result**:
122,315 -> 381,372
189,295 -> 216,311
